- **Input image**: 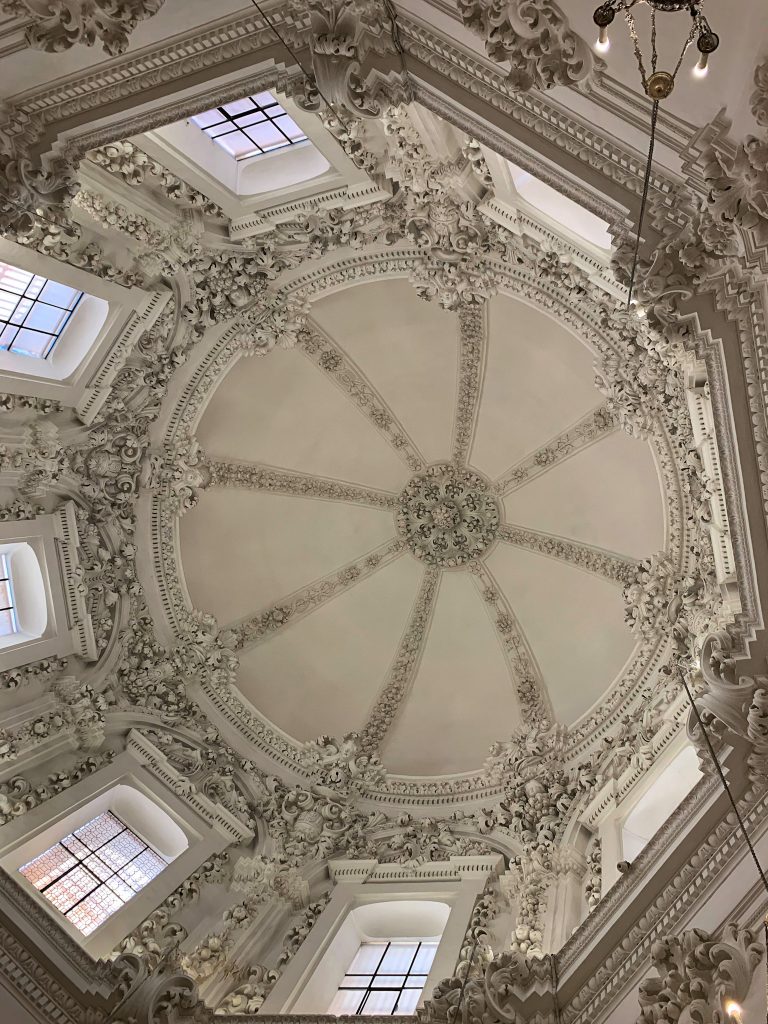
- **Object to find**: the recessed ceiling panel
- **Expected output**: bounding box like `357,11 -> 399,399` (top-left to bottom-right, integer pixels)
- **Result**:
380,570 -> 521,775
311,280 -> 459,465
471,294 -> 599,478
487,543 -> 635,724
236,555 -> 423,742
503,430 -> 664,559
196,347 -> 409,492
179,489 -> 396,626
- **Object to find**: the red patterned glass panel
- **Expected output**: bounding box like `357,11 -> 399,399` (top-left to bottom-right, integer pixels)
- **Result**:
18,810 -> 169,935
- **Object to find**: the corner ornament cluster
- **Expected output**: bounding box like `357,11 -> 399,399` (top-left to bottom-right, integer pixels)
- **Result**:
2,0 -> 165,54
455,0 -> 597,91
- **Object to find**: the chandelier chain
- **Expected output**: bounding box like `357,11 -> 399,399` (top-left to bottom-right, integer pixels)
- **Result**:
626,98 -> 658,309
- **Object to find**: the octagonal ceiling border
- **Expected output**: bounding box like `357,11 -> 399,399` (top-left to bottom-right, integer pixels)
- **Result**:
140,241 -> 711,800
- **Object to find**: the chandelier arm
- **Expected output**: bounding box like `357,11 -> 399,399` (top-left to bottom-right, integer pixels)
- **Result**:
651,7 -> 657,74
623,6 -> 648,86
626,98 -> 659,310
671,22 -> 697,81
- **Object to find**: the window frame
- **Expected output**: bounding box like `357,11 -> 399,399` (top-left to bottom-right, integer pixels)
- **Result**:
0,262 -> 84,360
0,736 -> 251,961
0,552 -> 19,638
0,503 -> 96,672
19,809 -> 169,938
0,237 -> 170,421
190,91 -> 307,160
260,858 -> 503,1015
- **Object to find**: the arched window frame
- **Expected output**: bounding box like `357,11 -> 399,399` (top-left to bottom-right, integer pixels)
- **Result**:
0,502 -> 96,673
260,856 -> 502,1016
0,729 -> 253,961
0,238 -> 170,423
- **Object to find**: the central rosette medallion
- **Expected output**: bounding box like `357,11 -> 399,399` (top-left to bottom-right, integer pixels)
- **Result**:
396,464 -> 501,567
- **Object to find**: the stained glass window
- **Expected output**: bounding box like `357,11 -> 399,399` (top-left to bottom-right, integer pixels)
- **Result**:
0,262 -> 83,359
328,940 -> 439,1016
0,553 -> 18,638
19,811 -> 168,936
190,91 -> 307,160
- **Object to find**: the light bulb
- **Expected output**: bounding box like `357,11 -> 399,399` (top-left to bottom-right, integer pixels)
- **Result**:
725,1002 -> 743,1023
595,25 -> 610,52
630,300 -> 646,319
694,52 -> 709,77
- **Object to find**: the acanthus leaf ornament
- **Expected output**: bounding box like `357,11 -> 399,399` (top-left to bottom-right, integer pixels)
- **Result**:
455,0 -> 597,92
2,0 -> 166,55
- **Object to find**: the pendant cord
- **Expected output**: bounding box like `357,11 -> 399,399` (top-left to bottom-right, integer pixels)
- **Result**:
679,669 -> 768,897
626,98 -> 659,310
680,666 -> 768,1021
247,0 -> 357,137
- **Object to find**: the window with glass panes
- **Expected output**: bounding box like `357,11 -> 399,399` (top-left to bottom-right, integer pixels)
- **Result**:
190,91 -> 307,160
0,262 -> 83,359
19,811 -> 168,936
0,553 -> 18,637
328,940 -> 438,1016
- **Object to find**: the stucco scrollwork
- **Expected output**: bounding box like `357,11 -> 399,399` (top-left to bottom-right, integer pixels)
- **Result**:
300,0 -> 401,119
454,0 -> 597,92
637,924 -> 762,1024
2,0 -> 165,55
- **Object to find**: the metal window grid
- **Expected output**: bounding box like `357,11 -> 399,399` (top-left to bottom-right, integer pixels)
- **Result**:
190,91 -> 307,160
337,940 -> 435,1015
19,811 -> 167,935
0,265 -> 83,359
0,552 -> 18,636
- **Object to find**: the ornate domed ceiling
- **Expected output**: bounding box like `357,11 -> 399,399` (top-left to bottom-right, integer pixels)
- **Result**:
179,278 -> 664,776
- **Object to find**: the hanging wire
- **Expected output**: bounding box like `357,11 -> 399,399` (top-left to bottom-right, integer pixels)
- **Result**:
680,671 -> 768,895
626,99 -> 658,310
679,666 -> 768,1024
382,0 -> 413,99
619,1 -> 696,308
247,0 -> 356,135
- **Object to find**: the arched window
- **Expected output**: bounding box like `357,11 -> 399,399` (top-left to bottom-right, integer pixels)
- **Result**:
293,899 -> 450,1016
330,938 -> 439,1016
12,785 -> 187,938
0,542 -> 47,651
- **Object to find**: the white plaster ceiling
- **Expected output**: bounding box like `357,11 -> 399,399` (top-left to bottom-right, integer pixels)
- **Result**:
180,278 -> 665,776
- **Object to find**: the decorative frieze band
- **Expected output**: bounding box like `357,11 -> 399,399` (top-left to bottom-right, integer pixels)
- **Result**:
359,567 -> 441,752
494,406 -> 617,496
229,539 -> 406,651
206,459 -> 398,511
498,524 -> 638,586
297,326 -> 426,472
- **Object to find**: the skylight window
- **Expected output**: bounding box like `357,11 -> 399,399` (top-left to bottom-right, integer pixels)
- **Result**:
0,553 -> 18,638
190,91 -> 307,160
19,811 -> 168,936
0,262 -> 83,359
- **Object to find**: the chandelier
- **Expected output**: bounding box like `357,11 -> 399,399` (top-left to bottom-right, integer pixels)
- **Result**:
592,1 -> 719,306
